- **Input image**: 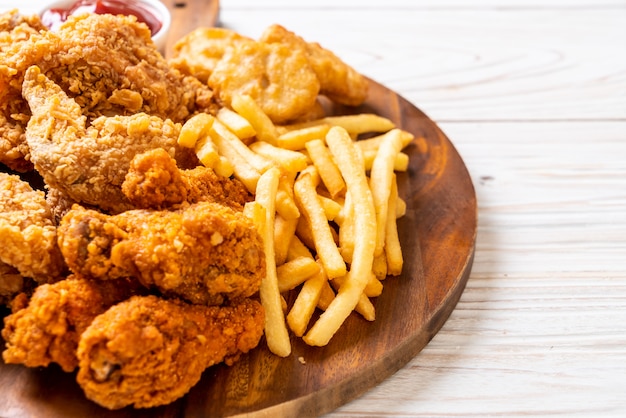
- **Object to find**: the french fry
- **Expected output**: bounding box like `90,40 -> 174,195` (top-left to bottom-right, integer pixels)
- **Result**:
249,141 -> 309,174
276,124 -> 331,150
386,174 -> 404,276
216,106 -> 256,140
318,194 -> 342,222
316,280 -> 336,311
362,150 -> 409,172
304,127 -> 376,346
287,264 -> 327,337
177,113 -> 214,148
254,167 -> 291,357
305,139 -> 346,199
294,173 -> 346,279
321,114 -> 395,135
231,93 -> 278,145
277,256 -> 321,293
338,191 -> 355,263
372,252 -> 388,280
356,128 -> 414,153
274,214 -> 299,266
194,134 -> 220,168
212,119 -> 273,173
274,171 -> 300,220
396,196 -> 407,218
209,127 -> 260,193
286,235 -> 314,261
369,129 -> 404,257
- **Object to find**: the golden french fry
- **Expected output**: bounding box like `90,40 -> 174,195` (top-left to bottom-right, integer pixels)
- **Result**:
274,171 -> 300,220
304,126 -> 376,346
318,194 -> 342,221
178,113 -> 214,148
214,156 -> 235,178
274,214 -> 299,266
294,173 -> 346,279
321,114 -> 395,135
362,150 -> 409,172
287,264 -> 327,337
277,256 -> 321,293
396,196 -> 407,218
194,134 -> 220,168
305,139 -> 346,199
249,141 -> 309,174
338,191 -> 355,263
369,129 -> 404,257
316,280 -> 336,311
332,272 -> 382,298
216,106 -> 256,140
354,294 -> 375,321
255,167 -> 291,357
212,119 -> 274,173
276,124 -> 331,150
372,252 -> 388,281
356,128 -> 414,152
386,174 -> 404,276
286,235 -> 314,261
209,126 -> 260,193
231,93 -> 278,145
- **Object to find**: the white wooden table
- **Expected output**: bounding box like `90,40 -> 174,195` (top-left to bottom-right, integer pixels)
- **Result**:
5,1 -> 626,416
217,1 -> 626,416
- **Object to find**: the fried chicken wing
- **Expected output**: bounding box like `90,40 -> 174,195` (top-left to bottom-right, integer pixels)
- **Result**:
57,202 -> 265,305
2,275 -> 145,372
122,148 -> 252,211
76,295 -> 264,409
22,65 -> 197,213
0,172 -> 65,304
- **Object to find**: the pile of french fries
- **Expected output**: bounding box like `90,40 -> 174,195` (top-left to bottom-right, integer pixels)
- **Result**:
178,94 -> 413,355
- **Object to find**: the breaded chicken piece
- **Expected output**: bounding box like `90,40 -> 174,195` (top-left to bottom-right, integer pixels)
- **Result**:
0,12 -> 215,172
260,24 -> 369,106
122,148 -> 252,211
0,10 -> 47,172
0,173 -> 65,301
2,275 -> 145,372
22,66 -> 196,214
57,202 -> 265,305
170,27 -> 254,83
208,40 -> 320,124
76,295 -> 264,409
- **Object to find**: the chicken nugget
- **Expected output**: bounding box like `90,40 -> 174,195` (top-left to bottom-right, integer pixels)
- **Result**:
170,27 -> 253,83
260,24 -> 369,106
208,40 -> 320,124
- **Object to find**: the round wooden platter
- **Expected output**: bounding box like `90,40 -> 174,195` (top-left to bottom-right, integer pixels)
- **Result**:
0,76 -> 477,417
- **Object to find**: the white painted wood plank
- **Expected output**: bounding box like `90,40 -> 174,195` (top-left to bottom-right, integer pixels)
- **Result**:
328,121 -> 626,416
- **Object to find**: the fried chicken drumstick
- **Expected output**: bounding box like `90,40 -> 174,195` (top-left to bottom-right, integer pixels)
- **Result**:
76,295 -> 265,409
57,202 -> 265,305
2,275 -> 145,372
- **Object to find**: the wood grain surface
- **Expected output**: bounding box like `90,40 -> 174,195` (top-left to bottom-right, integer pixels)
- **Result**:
0,69 -> 477,416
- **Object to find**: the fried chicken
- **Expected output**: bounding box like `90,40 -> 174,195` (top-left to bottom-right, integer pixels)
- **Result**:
0,12 -> 215,172
0,172 -> 65,304
0,10 -> 47,172
76,295 -> 264,409
22,65 -> 197,214
2,275 -> 145,372
57,202 -> 265,305
260,24 -> 369,106
122,148 -> 252,211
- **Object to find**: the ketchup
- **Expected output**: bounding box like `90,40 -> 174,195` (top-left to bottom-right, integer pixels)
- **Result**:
41,0 -> 162,35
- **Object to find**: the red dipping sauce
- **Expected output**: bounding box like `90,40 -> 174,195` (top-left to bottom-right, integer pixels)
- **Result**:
41,0 -> 163,35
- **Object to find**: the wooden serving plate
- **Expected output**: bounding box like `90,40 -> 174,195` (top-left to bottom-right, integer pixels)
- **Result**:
1,2 -> 477,416
0,78 -> 477,417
